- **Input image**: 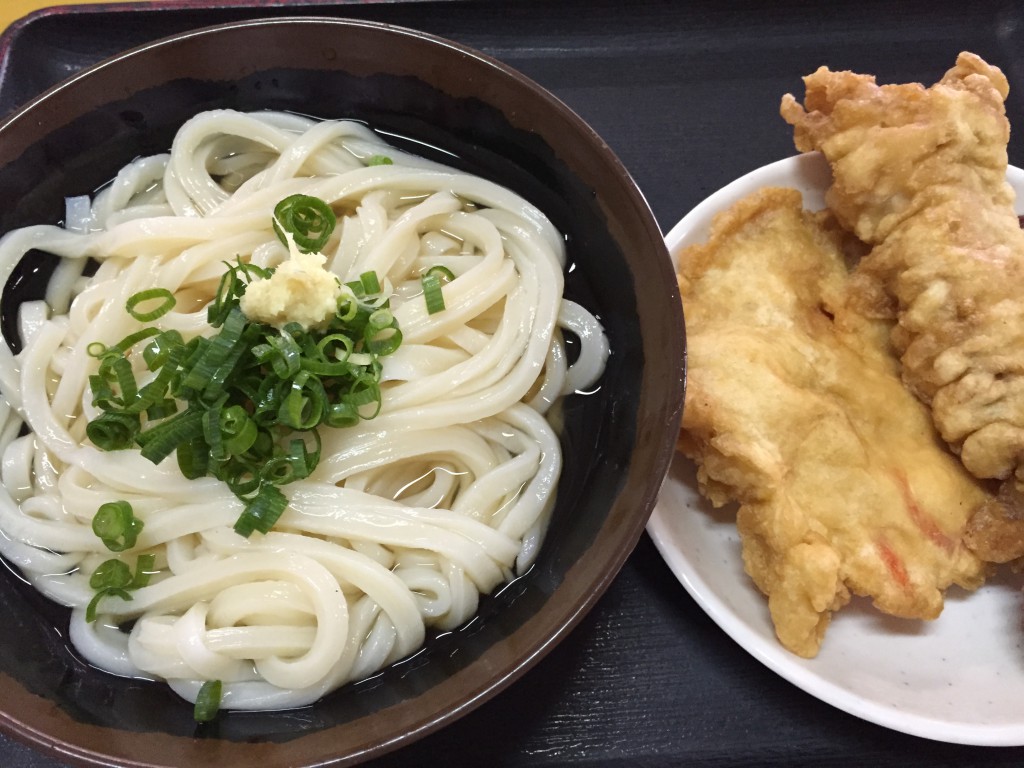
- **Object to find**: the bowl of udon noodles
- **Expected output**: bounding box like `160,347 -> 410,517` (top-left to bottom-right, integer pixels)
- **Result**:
0,15 -> 684,768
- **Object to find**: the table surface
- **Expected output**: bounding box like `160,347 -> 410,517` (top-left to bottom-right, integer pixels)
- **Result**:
0,0 -> 136,32
3,1 -> 1024,767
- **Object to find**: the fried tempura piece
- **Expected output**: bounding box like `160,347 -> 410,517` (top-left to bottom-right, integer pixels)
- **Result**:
678,187 -> 988,657
781,52 -> 1024,562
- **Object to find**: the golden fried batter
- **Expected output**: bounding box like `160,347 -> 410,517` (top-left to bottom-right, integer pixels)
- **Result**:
781,52 -> 1024,562
678,187 -> 988,657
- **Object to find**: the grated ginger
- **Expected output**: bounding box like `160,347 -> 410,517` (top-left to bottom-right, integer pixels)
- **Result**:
240,243 -> 341,330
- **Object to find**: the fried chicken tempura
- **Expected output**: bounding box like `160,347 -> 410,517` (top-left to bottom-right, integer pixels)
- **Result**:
780,52 -> 1024,562
678,187 -> 988,657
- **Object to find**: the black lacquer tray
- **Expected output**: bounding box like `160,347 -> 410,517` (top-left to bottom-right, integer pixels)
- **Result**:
2,1 -> 1024,766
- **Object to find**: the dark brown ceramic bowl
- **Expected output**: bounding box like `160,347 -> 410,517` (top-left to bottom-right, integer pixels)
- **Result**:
0,16 -> 685,768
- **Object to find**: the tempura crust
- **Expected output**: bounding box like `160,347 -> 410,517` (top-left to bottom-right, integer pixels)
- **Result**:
678,187 -> 988,657
780,52 -> 1012,245
781,52 -> 1024,561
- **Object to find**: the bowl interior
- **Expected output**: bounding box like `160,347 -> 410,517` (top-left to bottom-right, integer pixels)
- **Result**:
0,17 -> 684,767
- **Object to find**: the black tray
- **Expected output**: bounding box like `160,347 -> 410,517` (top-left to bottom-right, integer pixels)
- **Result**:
2,1 -> 1023,766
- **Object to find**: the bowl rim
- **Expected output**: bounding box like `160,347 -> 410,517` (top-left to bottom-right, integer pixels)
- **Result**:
0,14 -> 686,768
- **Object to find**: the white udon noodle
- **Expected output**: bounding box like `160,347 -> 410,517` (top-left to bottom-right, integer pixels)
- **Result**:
0,110 -> 609,710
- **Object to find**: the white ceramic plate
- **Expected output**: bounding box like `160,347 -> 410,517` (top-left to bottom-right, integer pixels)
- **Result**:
648,152 -> 1024,746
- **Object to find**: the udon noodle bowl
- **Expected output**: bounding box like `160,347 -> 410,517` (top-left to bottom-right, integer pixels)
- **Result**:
0,110 -> 608,711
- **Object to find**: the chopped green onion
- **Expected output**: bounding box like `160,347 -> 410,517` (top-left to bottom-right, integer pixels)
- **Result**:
367,155 -> 393,166
176,437 -> 210,479
86,411 -> 140,451
202,402 -> 228,463
131,553 -> 157,589
233,485 -> 288,537
103,327 -> 162,356
336,293 -> 359,322
359,271 -> 381,295
86,326 -> 162,360
421,273 -> 446,315
143,330 -> 184,369
85,200 -> 401,539
420,265 -> 454,315
425,265 -> 456,282
88,374 -> 115,408
317,333 -> 353,360
125,288 -> 176,322
365,308 -> 403,356
138,409 -> 204,465
367,308 -> 393,331
326,401 -> 360,428
85,553 -> 153,622
89,558 -> 132,590
106,356 -> 138,403
224,464 -> 261,497
272,194 -> 336,253
209,266 -> 241,327
92,500 -> 143,552
85,588 -> 132,623
145,398 -> 178,420
194,679 -> 223,722
278,372 -> 327,430
181,307 -> 247,393
219,406 -> 257,456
